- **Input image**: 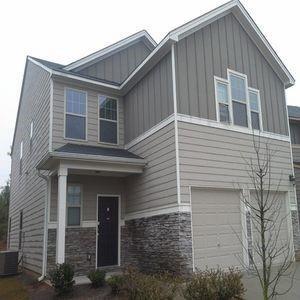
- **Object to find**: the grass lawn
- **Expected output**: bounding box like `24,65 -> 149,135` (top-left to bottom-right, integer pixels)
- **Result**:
0,276 -> 29,300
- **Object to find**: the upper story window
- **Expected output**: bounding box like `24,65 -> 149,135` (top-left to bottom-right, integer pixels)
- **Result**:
215,70 -> 262,131
99,95 -> 118,144
249,89 -> 261,130
65,88 -> 87,140
67,185 -> 81,226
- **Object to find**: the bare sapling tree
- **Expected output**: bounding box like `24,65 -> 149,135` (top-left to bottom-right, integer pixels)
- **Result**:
238,135 -> 295,300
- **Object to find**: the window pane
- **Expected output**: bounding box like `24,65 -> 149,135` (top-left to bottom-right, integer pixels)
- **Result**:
216,82 -> 228,103
66,89 -> 86,115
99,96 -> 117,121
67,186 -> 81,206
100,120 -> 117,144
219,103 -> 230,123
230,74 -> 246,102
66,114 -> 86,140
251,112 -> 260,130
249,91 -> 259,111
233,101 -> 248,127
67,207 -> 80,226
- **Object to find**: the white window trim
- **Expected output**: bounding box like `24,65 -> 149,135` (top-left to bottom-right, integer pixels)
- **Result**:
215,69 -> 263,132
30,121 -> 34,140
20,141 -> 23,159
66,183 -> 83,228
64,87 -> 88,142
248,87 -> 263,132
98,94 -> 119,146
214,76 -> 233,124
228,69 -> 252,129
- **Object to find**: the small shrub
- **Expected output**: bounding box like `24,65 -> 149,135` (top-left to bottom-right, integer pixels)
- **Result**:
49,263 -> 75,295
88,269 -> 106,288
107,275 -> 125,295
123,267 -> 181,300
184,267 -> 245,300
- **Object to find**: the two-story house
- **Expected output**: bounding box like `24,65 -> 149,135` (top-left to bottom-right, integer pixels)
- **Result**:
8,0 -> 299,278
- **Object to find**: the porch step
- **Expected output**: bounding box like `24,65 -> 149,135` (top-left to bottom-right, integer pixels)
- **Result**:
97,266 -> 122,277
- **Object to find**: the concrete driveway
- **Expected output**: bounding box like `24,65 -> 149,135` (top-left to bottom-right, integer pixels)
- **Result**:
243,263 -> 300,299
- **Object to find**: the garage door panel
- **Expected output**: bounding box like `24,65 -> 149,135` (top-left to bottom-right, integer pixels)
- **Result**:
191,188 -> 243,270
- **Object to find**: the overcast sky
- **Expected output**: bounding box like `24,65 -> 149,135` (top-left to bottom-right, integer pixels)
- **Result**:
0,0 -> 299,186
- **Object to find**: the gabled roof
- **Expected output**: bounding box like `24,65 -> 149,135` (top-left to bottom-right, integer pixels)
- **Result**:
63,30 -> 157,71
288,106 -> 300,120
27,0 -> 294,93
121,0 -> 294,91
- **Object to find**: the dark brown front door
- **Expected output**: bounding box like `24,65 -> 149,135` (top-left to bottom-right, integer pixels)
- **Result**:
97,196 -> 119,267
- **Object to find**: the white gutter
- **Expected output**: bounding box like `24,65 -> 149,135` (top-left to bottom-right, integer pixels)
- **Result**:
37,170 -> 50,282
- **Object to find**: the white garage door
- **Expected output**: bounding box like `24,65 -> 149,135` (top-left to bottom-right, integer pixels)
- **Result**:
191,188 -> 244,270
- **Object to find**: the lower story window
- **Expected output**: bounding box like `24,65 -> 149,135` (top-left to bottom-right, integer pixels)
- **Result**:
67,185 -> 81,226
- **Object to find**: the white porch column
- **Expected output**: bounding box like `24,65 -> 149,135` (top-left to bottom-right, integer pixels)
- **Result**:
56,166 -> 68,264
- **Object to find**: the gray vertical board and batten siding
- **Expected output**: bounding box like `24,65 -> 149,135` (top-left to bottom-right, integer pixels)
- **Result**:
174,13 -> 288,135
51,79 -> 125,150
125,122 -> 177,213
124,52 -> 174,143
9,61 -> 51,274
75,41 -> 152,84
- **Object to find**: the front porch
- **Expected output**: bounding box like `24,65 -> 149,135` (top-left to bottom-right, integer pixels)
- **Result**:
37,144 -> 146,275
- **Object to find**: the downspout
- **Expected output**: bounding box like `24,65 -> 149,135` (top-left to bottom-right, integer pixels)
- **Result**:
37,170 -> 50,281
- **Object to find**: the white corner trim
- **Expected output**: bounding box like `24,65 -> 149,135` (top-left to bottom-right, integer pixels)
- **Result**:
240,189 -> 250,268
49,78 -> 53,152
124,203 -> 191,221
64,31 -> 157,71
125,114 -> 175,149
171,44 -> 181,204
177,113 -> 291,142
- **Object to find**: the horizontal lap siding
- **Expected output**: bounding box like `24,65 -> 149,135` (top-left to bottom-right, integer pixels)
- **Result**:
178,121 -> 295,204
124,52 -> 174,144
76,41 -> 151,83
50,175 -> 126,222
125,122 -> 177,213
9,61 -> 51,274
175,13 -> 288,135
52,80 -> 125,150
292,147 -> 300,163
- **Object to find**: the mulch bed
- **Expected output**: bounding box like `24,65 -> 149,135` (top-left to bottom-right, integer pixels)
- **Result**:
11,269 -> 127,300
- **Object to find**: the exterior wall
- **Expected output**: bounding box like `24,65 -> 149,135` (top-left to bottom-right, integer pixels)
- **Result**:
290,122 -> 300,145
9,61 -> 51,274
174,13 -> 288,135
178,121 -> 295,204
51,79 -> 125,150
125,122 -> 177,214
49,174 -> 126,223
47,228 -> 96,276
124,52 -> 174,143
121,212 -> 193,275
75,40 -> 152,83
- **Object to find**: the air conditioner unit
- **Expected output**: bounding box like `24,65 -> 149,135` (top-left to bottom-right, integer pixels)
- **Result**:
0,251 -> 18,276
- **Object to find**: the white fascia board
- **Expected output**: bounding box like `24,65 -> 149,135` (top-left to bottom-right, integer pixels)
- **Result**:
169,0 -> 294,88
120,34 -> 175,90
51,151 -> 146,166
64,31 -> 157,71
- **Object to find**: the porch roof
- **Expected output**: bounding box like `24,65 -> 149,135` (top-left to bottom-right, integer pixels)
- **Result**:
36,144 -> 146,174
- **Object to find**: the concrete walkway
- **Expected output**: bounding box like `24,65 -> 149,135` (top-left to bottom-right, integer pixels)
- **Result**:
243,263 -> 300,299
